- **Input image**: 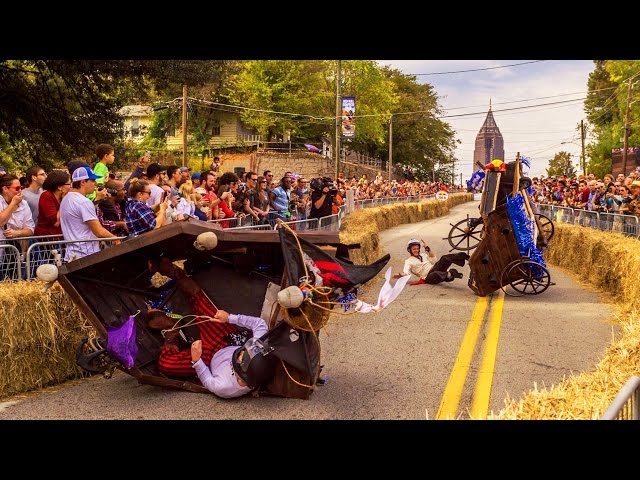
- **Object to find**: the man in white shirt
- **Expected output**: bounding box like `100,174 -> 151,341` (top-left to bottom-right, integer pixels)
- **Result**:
145,163 -> 167,209
60,166 -> 115,262
22,165 -> 46,224
394,238 -> 469,286
145,257 -> 276,398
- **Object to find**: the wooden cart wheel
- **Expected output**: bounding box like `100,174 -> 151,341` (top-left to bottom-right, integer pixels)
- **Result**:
500,259 -> 551,297
445,215 -> 484,252
534,213 -> 554,242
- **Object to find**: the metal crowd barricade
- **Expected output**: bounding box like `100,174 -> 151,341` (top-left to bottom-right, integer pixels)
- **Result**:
25,236 -> 124,280
0,243 -> 23,281
600,376 -> 640,420
533,203 -> 640,239
318,214 -> 340,231
576,209 -> 599,229
208,217 -> 241,228
549,205 -> 574,223
597,212 -> 640,236
534,203 -> 553,218
273,218 -> 319,232
227,223 -> 273,231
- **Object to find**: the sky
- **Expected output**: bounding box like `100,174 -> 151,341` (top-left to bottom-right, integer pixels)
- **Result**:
378,60 -> 595,182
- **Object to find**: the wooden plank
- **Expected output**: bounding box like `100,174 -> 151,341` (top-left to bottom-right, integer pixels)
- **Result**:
57,275 -> 107,338
511,156 -> 521,198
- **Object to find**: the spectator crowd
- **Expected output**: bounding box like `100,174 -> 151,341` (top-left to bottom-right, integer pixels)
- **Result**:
0,144 -> 465,277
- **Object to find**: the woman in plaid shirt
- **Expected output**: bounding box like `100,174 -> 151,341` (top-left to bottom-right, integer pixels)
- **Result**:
125,179 -> 168,236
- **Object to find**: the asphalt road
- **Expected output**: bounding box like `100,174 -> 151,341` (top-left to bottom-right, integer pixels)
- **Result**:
0,200 -> 616,420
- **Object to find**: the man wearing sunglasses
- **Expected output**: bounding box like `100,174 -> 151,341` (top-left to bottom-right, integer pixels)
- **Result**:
0,174 -> 34,241
0,174 -> 34,278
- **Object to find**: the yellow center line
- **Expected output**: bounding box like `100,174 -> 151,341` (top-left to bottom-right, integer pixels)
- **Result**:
470,289 -> 505,419
435,296 -> 488,420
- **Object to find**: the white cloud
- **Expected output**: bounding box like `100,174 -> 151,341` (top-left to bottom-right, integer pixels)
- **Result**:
378,60 -> 594,180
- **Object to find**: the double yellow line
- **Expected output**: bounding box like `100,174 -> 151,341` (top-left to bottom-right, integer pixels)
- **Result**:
435,290 -> 505,420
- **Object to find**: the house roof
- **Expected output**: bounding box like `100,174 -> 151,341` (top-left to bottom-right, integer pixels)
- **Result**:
119,105 -> 153,117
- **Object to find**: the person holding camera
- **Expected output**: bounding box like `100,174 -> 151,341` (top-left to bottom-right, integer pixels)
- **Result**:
309,176 -> 336,220
125,178 -> 169,236
96,179 -> 128,237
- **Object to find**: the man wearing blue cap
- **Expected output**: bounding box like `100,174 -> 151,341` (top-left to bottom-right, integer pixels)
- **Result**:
60,166 -> 116,262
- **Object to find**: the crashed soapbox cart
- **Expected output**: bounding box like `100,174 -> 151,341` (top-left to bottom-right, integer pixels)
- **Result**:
57,220 -> 366,400
444,157 -> 555,297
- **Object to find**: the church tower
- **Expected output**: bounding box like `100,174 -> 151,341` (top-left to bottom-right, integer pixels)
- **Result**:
473,102 -> 504,173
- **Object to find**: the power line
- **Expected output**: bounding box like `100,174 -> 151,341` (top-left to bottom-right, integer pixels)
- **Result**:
439,98 -> 585,119
408,60 -> 545,76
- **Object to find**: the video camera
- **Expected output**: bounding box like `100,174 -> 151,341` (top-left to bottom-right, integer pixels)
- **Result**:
310,176 -> 337,195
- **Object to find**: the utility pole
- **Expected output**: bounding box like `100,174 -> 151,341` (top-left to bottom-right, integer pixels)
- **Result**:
622,78 -> 632,176
451,158 -> 455,185
580,119 -> 586,175
334,60 -> 341,181
459,172 -> 462,186
388,114 -> 393,181
182,84 -> 187,167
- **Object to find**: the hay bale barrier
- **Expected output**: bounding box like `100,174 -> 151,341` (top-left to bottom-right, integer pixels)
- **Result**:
490,223 -> 640,419
0,281 -> 94,399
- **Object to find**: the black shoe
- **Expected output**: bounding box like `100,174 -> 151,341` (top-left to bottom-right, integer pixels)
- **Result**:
449,268 -> 464,280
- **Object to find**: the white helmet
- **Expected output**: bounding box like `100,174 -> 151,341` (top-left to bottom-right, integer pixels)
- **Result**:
407,239 -> 421,252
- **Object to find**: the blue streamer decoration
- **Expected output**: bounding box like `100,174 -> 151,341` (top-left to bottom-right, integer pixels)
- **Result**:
521,155 -> 531,169
467,170 -> 485,191
506,193 -> 547,269
526,185 -> 535,197
337,288 -> 362,312
145,278 -> 176,312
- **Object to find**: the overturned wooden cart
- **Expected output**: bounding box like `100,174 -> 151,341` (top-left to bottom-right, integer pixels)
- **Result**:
56,219 -> 362,399
447,157 -> 555,297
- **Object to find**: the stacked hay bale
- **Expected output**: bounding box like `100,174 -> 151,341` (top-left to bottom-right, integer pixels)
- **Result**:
0,281 -> 95,399
490,223 -> 640,419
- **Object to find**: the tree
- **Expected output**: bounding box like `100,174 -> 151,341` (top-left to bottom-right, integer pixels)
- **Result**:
379,66 -> 457,179
227,60 -> 398,155
583,60 -> 640,177
0,60 -> 228,172
547,151 -> 577,177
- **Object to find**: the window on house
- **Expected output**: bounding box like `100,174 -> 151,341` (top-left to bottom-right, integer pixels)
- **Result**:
212,120 -> 220,136
166,124 -> 176,137
131,118 -> 140,138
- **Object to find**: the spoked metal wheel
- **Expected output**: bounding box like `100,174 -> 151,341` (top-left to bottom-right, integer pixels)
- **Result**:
500,259 -> 551,297
445,215 -> 484,252
534,213 -> 554,242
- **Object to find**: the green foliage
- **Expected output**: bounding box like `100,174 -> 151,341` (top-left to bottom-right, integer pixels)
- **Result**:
0,60 -> 228,172
547,151 -> 577,177
379,66 -> 457,178
584,60 -> 640,177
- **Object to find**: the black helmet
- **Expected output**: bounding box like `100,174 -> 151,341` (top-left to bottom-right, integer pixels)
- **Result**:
407,238 -> 420,253
232,337 -> 277,388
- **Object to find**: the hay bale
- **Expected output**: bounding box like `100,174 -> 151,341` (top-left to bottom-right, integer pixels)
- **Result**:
489,222 -> 640,419
0,281 -> 95,399
545,224 -> 640,307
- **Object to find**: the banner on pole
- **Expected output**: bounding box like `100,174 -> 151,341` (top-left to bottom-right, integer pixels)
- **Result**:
341,96 -> 355,138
